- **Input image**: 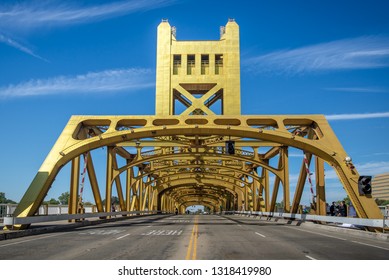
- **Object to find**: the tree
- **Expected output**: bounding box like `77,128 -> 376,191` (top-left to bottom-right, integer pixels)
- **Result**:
102,196 -> 119,205
43,198 -> 60,205
341,196 -> 351,205
58,192 -> 70,205
0,192 -> 17,204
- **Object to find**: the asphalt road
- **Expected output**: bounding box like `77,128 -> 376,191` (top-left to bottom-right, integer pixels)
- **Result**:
0,214 -> 388,260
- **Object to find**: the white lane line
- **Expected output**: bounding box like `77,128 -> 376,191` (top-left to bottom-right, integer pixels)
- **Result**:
0,232 -> 71,248
116,233 -> 131,240
237,224 -> 242,227
255,232 -> 266,238
352,241 -> 389,251
305,255 -> 316,260
147,225 -> 152,227
289,227 -> 347,241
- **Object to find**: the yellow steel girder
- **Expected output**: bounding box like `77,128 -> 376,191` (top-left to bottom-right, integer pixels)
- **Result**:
8,114 -> 383,230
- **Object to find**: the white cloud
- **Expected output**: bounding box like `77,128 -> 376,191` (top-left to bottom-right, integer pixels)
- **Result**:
0,33 -> 48,62
0,0 -> 174,59
325,87 -> 388,93
0,68 -> 154,98
245,36 -> 389,74
325,112 -> 389,121
355,161 -> 389,176
0,0 -> 174,30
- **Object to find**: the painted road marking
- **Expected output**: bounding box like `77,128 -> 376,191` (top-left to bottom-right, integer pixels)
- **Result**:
305,255 -> 316,260
0,232 -> 71,248
352,241 -> 389,251
141,229 -> 183,236
79,229 -> 125,235
164,219 -> 192,223
116,233 -> 131,240
185,216 -> 199,260
289,227 -> 347,241
255,232 -> 266,238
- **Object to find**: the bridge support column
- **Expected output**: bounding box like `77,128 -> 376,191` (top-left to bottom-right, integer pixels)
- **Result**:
291,153 -> 312,213
105,147 -> 115,215
281,147 -> 290,213
86,153 -> 103,212
69,156 -> 80,221
315,156 -> 326,216
125,165 -> 134,211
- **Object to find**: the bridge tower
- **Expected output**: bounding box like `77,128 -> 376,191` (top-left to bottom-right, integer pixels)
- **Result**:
156,19 -> 240,116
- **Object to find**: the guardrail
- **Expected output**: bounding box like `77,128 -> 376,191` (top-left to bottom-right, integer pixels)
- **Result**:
225,210 -> 389,232
3,210 -> 162,228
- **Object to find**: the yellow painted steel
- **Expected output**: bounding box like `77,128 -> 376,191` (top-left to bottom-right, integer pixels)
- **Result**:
5,19 -> 383,231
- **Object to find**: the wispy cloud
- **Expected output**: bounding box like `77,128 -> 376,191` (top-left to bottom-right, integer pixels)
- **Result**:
325,112 -> 389,121
0,33 -> 48,62
0,0 -> 175,59
245,36 -> 389,74
0,0 -> 174,30
325,87 -> 388,93
356,161 -> 389,176
0,68 -> 154,98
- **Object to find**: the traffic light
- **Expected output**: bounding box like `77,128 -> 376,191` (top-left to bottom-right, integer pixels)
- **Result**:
358,176 -> 372,195
226,140 -> 235,155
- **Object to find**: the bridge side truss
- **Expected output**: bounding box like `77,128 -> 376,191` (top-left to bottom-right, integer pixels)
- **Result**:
7,114 -> 382,229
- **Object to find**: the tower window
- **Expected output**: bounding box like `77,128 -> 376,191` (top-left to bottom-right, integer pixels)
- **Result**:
201,54 -> 209,75
173,54 -> 181,75
215,54 -> 223,75
187,54 -> 195,75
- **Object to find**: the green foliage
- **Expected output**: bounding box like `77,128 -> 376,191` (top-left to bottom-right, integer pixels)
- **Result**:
0,192 -> 17,204
43,198 -> 60,205
375,199 -> 389,206
58,192 -> 70,205
342,196 -> 351,205
102,196 -> 119,205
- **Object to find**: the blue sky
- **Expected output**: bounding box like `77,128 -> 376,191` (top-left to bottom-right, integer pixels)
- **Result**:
0,0 -> 388,205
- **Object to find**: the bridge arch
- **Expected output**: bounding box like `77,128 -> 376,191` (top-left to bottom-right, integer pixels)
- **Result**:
10,115 -> 382,229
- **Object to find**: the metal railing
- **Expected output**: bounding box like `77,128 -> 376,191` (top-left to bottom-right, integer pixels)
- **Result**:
3,210 -> 160,228
225,210 -> 389,232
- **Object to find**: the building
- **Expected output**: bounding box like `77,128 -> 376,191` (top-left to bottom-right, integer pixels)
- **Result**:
372,173 -> 389,200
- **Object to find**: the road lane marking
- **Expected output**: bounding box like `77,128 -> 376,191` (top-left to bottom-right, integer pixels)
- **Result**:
79,229 -> 125,235
185,216 -> 199,260
255,232 -> 266,238
237,224 -> 242,227
0,232 -> 71,248
289,227 -> 347,241
305,255 -> 316,260
116,233 -> 131,240
141,229 -> 183,236
352,241 -> 389,251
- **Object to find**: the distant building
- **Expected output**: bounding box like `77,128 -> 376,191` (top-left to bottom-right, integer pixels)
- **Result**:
372,173 -> 389,200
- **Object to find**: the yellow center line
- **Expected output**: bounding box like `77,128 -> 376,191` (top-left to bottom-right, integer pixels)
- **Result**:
185,215 -> 199,260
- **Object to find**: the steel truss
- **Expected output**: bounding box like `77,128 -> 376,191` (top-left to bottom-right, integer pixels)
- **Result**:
7,114 -> 382,230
